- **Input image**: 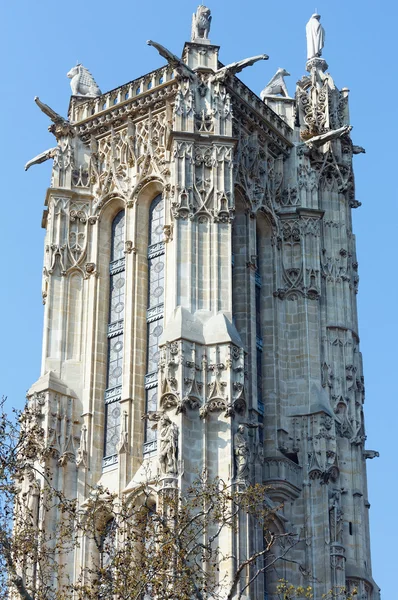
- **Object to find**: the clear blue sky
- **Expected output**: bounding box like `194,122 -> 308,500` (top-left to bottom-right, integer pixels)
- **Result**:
1,1 -> 396,596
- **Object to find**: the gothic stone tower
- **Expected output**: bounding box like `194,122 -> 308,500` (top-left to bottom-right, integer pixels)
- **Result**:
25,7 -> 379,599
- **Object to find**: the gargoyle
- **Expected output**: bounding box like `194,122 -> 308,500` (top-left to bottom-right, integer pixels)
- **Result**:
304,125 -> 352,149
147,40 -> 196,81
34,96 -> 74,139
211,54 -> 269,83
363,450 -> 379,459
24,147 -> 58,171
352,145 -> 366,154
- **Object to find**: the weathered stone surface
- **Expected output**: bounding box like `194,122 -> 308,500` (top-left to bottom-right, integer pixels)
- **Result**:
26,8 -> 379,600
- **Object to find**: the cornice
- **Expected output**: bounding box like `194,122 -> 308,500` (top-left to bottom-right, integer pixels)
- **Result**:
45,187 -> 94,207
168,131 -> 238,149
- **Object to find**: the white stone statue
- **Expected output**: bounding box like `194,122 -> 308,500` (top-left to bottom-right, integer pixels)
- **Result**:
67,63 -> 101,97
191,5 -> 212,40
147,40 -> 196,81
306,14 -> 325,60
260,68 -> 290,99
24,470 -> 41,525
234,425 -> 250,480
158,414 -> 178,475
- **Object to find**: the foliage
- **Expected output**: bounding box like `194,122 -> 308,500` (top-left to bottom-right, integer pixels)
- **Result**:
276,579 -> 359,600
0,397 -> 298,600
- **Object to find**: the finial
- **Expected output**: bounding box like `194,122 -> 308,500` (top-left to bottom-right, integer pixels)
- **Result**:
191,5 -> 212,42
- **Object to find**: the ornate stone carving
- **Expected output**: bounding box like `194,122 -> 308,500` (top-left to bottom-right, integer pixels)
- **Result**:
329,489 -> 344,543
25,147 -> 58,171
191,5 -> 212,41
76,424 -> 88,467
234,425 -> 250,480
296,77 -> 328,138
306,13 -> 325,60
261,68 -> 290,99
308,413 -> 339,484
158,414 -> 178,475
147,40 -> 196,81
304,125 -> 352,150
67,64 -> 101,97
118,411 -> 129,454
34,96 -> 74,140
210,54 -> 268,84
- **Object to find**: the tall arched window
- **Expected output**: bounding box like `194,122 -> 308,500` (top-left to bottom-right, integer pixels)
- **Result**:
144,195 -> 165,455
103,210 -> 125,468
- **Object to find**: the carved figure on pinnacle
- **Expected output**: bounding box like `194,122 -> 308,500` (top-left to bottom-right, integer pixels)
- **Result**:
67,63 -> 101,97
191,5 -> 212,41
306,13 -> 325,60
261,68 -> 290,99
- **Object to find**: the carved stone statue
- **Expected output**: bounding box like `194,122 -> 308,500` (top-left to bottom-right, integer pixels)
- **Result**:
24,471 -> 41,525
306,14 -> 325,60
260,68 -> 290,99
234,425 -> 250,480
67,64 -> 101,97
158,414 -> 178,475
191,5 -> 212,40
76,424 -> 88,467
329,489 -> 344,543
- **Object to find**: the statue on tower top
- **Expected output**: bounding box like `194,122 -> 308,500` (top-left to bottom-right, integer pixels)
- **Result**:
191,5 -> 212,41
306,13 -> 325,60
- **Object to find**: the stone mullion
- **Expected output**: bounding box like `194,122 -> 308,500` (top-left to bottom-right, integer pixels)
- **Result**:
261,234 -> 280,457
79,209 -> 99,485
45,196 -> 70,374
86,209 -> 109,480
212,219 -> 219,312
119,203 -> 135,489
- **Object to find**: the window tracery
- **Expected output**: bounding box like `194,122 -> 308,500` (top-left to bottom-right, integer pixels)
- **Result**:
104,210 -> 125,468
144,195 -> 165,455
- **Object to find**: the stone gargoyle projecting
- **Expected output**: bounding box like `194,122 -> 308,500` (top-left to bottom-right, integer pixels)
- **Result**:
147,40 -> 196,80
210,54 -> 269,83
24,97 -> 73,170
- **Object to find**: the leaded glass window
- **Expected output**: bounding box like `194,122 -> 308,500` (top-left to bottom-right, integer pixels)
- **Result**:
103,210 -> 125,468
144,195 -> 164,455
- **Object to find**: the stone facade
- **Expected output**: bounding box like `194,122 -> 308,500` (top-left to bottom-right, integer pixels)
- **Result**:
25,7 -> 379,599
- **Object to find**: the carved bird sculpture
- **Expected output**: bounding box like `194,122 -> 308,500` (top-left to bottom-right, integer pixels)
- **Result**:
147,40 -> 196,80
211,54 -> 269,83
